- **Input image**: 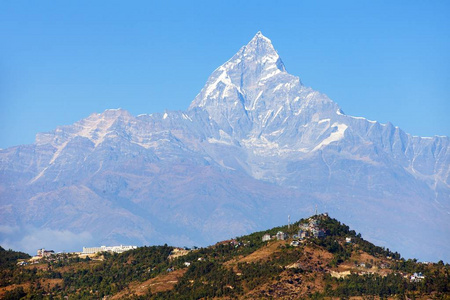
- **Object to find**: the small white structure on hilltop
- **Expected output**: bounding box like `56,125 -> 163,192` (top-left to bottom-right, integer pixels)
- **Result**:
276,231 -> 287,240
82,245 -> 137,254
410,272 -> 425,282
262,234 -> 271,242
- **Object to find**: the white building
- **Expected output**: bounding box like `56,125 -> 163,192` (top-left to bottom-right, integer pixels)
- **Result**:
410,272 -> 425,282
262,234 -> 271,242
37,248 -> 54,257
82,245 -> 137,254
276,231 -> 287,240
290,240 -> 300,247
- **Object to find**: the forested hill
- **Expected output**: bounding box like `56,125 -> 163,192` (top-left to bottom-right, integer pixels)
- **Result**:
1,215 -> 449,299
0,247 -> 30,269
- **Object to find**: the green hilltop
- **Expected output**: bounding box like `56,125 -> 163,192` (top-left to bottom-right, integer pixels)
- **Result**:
1,214 -> 448,299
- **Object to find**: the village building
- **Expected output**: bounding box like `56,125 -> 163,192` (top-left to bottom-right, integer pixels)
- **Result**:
298,216 -> 326,239
298,230 -> 309,239
410,272 -> 425,282
229,239 -> 241,247
262,234 -> 271,242
37,248 -> 55,258
311,228 -> 320,238
309,218 -> 319,227
276,231 -> 287,240
82,245 -> 137,254
299,223 -> 309,231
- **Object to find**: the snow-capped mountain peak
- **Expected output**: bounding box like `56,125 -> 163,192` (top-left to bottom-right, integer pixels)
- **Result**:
190,32 -> 288,108
189,32 -> 308,138
1,32 -> 448,263
189,31 -> 341,144
238,31 -> 285,71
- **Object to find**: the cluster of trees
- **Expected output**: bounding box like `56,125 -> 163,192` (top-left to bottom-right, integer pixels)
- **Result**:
151,240 -> 307,299
60,245 -> 174,298
151,261 -> 241,299
325,273 -> 409,297
316,216 -> 401,264
1,245 -> 175,299
0,247 -> 36,292
239,261 -> 283,290
321,265 -> 450,299
0,246 -> 31,268
2,286 -> 27,300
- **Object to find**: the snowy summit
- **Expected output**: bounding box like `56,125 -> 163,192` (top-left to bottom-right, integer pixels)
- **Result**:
0,32 -> 448,262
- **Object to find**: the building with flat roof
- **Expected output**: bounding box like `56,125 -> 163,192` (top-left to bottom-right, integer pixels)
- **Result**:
37,248 -> 54,257
82,245 -> 137,254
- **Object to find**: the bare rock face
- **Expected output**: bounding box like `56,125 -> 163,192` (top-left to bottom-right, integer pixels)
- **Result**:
1,32 -> 448,261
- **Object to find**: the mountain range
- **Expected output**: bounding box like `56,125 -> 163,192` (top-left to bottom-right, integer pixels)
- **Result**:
0,32 -> 448,262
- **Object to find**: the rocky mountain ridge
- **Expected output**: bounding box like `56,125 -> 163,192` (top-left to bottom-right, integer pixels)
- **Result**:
0,32 -> 448,262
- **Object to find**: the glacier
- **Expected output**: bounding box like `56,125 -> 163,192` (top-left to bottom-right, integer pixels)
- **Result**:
1,32 -> 449,261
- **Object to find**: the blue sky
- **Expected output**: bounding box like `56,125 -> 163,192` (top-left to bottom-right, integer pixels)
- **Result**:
1,1 -> 449,148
